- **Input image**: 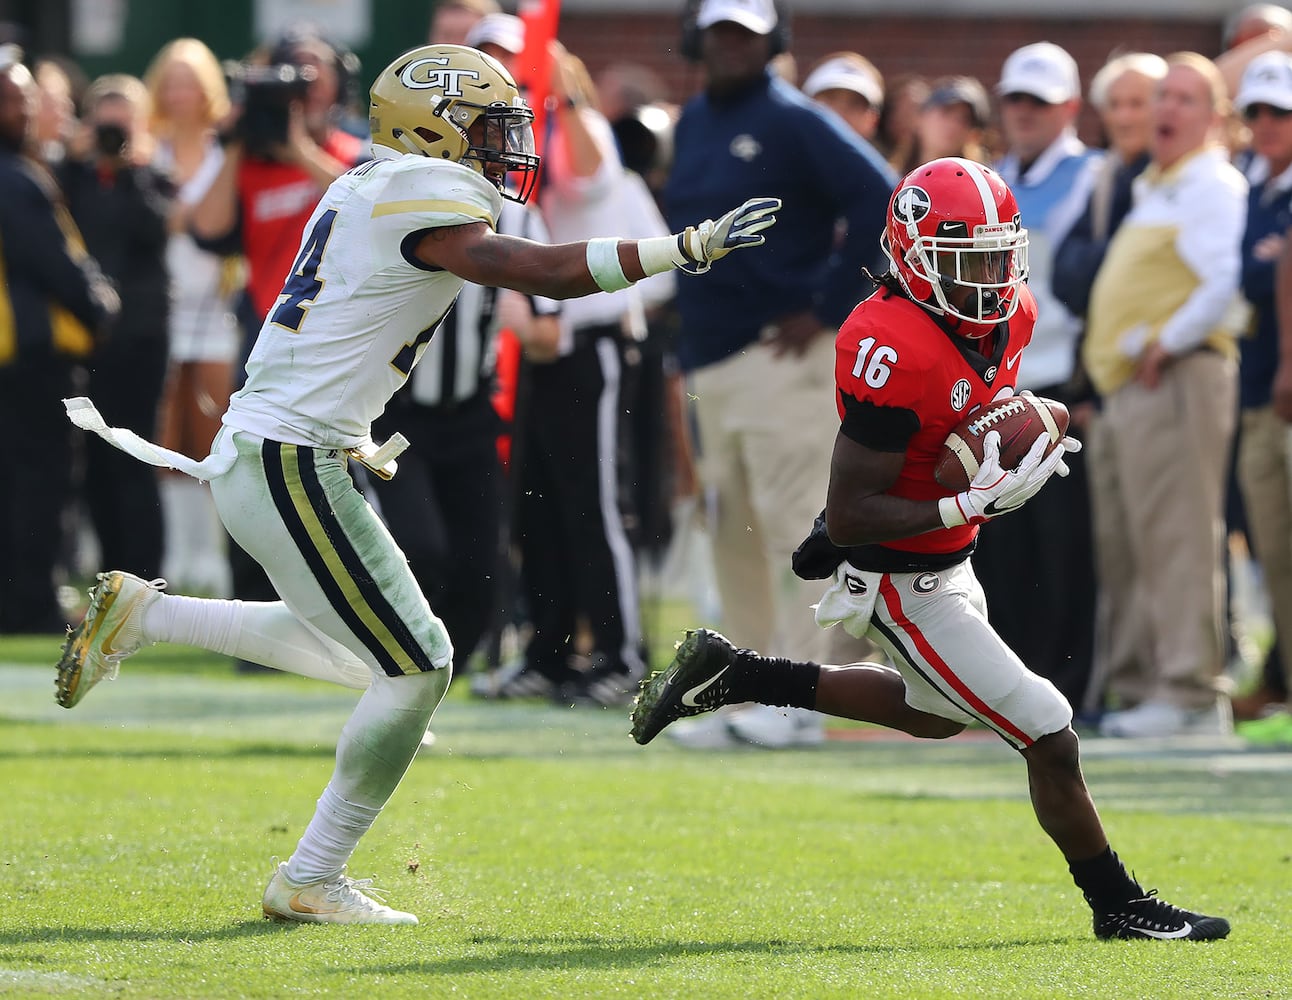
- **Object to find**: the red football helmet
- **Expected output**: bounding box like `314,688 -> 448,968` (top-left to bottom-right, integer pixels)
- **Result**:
883,157 -> 1029,335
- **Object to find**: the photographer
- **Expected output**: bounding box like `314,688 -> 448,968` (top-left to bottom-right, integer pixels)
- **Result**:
188,27 -> 365,642
57,73 -> 174,579
190,27 -> 364,337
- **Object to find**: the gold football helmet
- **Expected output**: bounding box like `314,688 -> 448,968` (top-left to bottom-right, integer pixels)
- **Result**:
369,44 -> 539,203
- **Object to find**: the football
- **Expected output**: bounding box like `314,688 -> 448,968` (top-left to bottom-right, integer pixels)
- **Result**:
934,394 -> 1070,493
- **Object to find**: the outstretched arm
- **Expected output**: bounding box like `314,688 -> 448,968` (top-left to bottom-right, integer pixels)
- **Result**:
411,197 -> 781,300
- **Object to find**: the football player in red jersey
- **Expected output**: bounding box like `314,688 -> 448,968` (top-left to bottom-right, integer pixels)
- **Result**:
632,157 -> 1231,942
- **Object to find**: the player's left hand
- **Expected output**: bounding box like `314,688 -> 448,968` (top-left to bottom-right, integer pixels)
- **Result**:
677,197 -> 780,274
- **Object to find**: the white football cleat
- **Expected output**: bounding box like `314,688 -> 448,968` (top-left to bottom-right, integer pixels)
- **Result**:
262,862 -> 418,925
1099,699 -> 1232,739
727,704 -> 826,749
665,712 -> 739,749
55,571 -> 165,708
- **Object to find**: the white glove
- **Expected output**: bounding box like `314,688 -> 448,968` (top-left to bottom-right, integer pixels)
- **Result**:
637,197 -> 781,276
938,431 -> 1079,528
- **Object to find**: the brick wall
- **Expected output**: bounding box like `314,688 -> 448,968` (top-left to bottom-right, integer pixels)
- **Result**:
559,13 -> 1224,145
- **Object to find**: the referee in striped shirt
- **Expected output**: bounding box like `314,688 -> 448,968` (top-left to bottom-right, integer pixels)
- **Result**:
368,199 -> 560,679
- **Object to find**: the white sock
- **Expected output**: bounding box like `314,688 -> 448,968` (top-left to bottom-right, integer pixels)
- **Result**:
285,785 -> 381,885
286,669 -> 449,883
143,595 -> 371,689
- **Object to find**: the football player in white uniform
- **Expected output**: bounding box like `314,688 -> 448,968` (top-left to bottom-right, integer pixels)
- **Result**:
54,44 -> 779,925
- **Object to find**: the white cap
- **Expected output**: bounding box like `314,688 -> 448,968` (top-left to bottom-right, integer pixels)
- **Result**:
466,12 -> 525,55
1236,51 -> 1292,112
802,56 -> 883,108
695,0 -> 778,35
996,42 -> 1080,104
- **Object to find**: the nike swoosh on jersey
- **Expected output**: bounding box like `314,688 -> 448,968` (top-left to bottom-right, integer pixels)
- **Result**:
1004,350 -> 1024,370
681,665 -> 730,707
1130,922 -> 1194,940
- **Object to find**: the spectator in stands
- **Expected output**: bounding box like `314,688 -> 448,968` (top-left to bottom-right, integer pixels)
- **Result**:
191,25 -> 364,349
428,0 -> 499,46
146,38 -> 239,597
58,74 -> 174,581
31,57 -> 77,167
1053,52 -> 1168,719
1217,4 -> 1292,105
800,52 -> 883,143
0,52 -> 119,633
913,75 -> 991,164
661,0 -> 895,748
1087,53 -> 1247,739
1231,52 -> 1292,740
874,73 -> 929,176
974,41 -> 1102,711
1226,4 -> 1292,51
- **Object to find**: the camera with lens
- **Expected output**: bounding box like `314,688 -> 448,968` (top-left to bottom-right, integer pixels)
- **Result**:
225,60 -> 317,160
93,122 -> 129,159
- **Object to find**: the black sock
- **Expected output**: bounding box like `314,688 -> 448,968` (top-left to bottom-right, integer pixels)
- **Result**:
730,652 -> 820,710
1068,847 -> 1143,911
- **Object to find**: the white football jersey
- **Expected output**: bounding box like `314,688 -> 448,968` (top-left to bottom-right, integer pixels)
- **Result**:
223,154 -> 503,449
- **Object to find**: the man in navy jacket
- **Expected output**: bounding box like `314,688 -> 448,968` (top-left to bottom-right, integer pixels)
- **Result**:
661,0 -> 895,749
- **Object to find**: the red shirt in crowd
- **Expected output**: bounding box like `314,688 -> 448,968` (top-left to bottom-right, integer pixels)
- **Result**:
236,129 -> 365,321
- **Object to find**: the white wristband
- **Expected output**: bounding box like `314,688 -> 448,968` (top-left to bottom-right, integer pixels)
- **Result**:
938,495 -> 968,529
586,238 -> 632,292
636,233 -> 693,276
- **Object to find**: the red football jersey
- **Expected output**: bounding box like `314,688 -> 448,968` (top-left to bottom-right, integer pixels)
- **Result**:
833,283 -> 1038,556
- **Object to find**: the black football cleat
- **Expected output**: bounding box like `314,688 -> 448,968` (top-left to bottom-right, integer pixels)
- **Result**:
629,629 -> 740,745
1092,889 -> 1230,941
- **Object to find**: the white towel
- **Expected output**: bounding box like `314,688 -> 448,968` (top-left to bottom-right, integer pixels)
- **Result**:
63,396 -> 235,482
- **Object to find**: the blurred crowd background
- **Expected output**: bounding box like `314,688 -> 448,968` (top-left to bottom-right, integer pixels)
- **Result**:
4,0 -> 1292,748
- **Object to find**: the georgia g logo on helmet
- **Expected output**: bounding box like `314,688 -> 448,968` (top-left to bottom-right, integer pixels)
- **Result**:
400,56 -> 481,97
893,185 -> 932,226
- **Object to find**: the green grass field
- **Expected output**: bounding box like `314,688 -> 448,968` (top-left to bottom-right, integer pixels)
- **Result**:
2,628 -> 1290,1000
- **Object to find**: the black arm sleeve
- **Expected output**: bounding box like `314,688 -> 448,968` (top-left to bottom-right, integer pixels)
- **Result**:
838,390 -> 920,453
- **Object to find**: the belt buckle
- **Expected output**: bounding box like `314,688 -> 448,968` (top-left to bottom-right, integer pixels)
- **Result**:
344,433 -> 410,481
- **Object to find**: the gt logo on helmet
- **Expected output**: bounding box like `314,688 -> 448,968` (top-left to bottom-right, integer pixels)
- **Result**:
400,57 -> 480,96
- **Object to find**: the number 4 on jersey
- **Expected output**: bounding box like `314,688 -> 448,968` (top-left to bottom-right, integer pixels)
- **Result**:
851,336 -> 898,389
271,209 -> 339,332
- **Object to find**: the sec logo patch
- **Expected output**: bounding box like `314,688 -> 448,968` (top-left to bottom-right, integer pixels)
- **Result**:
950,379 -> 972,412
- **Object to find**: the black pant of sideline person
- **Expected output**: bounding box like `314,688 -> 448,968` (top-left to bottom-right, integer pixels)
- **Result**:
0,358 -> 81,633
368,392 -> 504,678
82,333 -> 168,579
514,327 -> 646,700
